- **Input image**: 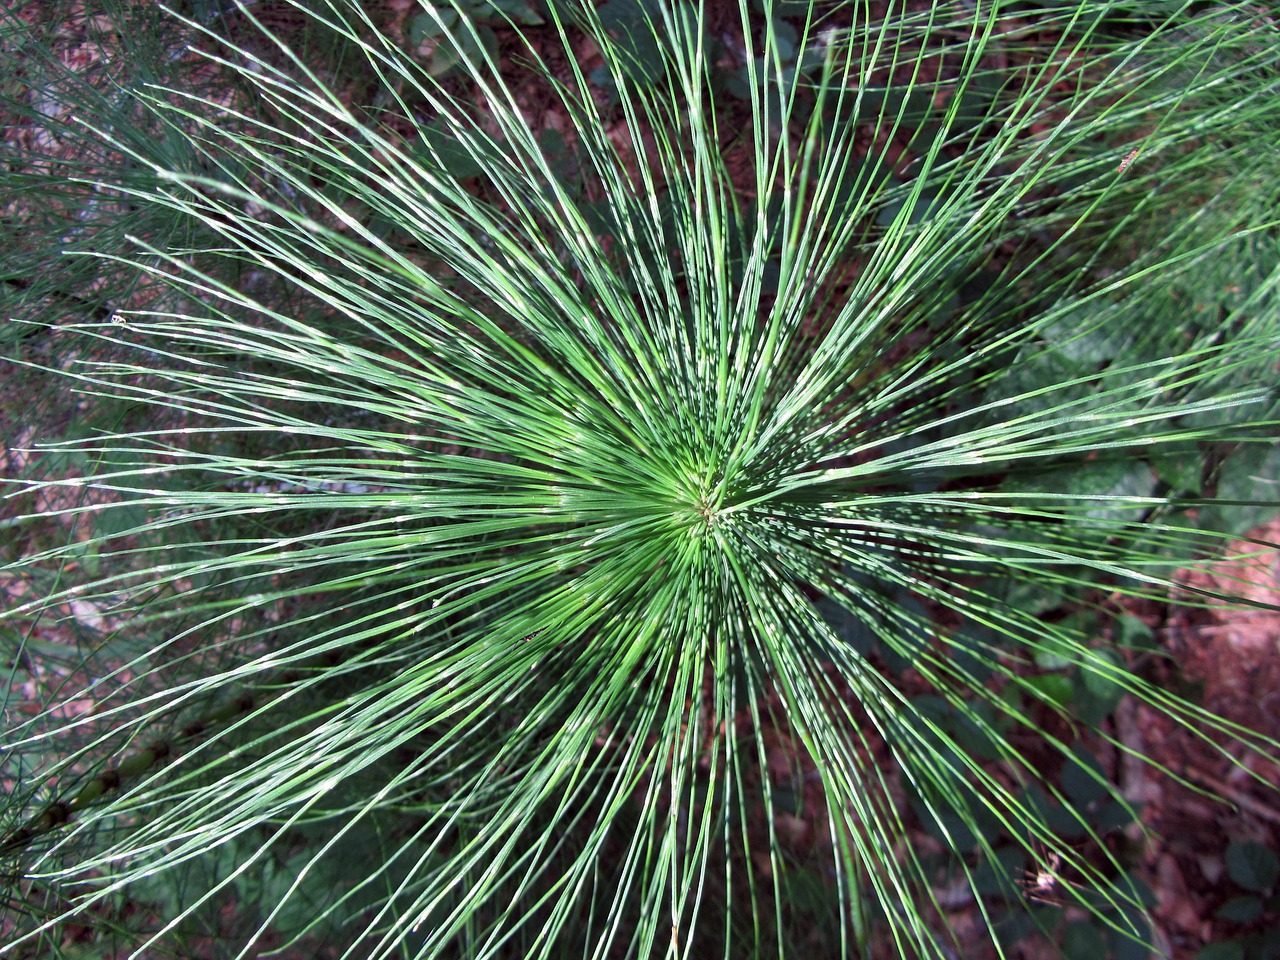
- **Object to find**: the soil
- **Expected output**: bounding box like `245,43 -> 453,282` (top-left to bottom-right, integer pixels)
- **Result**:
1129,519 -> 1280,956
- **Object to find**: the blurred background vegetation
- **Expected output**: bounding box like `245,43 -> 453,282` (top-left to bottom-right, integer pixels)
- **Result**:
2,1 -> 1279,958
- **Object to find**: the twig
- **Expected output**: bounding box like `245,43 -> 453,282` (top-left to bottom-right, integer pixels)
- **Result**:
1186,767 -> 1280,828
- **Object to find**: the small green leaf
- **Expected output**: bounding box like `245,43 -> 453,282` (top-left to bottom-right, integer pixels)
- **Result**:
1061,748 -> 1109,806
94,501 -> 151,540
1001,577 -> 1068,616
429,43 -> 462,76
1025,673 -> 1074,707
1225,840 -> 1280,892
1215,895 -> 1264,923
1198,443 -> 1280,536
1032,632 -> 1076,671
1079,647 -> 1124,700
488,0 -> 545,25
1105,903 -> 1153,960
413,121 -> 488,179
408,8 -> 460,45
1151,446 -> 1203,495
1092,799 -> 1138,833
769,17 -> 797,62
1194,942 -> 1245,960
815,597 -> 876,656
1063,919 -> 1106,960
876,185 -> 943,228
945,73 -> 1004,136
946,622 -> 996,681
1008,459 -> 1157,524
1115,614 -> 1154,649
971,846 -> 1025,897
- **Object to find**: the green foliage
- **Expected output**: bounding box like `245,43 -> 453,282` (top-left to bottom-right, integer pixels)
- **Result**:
1227,841 -> 1280,893
409,0 -> 545,77
1203,839 -> 1280,959
3,0 -> 1280,958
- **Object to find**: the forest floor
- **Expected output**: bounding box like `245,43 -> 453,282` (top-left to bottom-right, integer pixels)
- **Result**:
3,2 -> 1279,958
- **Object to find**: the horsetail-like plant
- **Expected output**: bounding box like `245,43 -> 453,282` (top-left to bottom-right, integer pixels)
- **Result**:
3,0 -> 1279,956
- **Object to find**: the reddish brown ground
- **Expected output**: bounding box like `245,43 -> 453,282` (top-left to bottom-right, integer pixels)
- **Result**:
1132,520 -> 1280,956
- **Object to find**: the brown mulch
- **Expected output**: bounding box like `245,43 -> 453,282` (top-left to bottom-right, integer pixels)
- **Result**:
1128,519 -> 1280,956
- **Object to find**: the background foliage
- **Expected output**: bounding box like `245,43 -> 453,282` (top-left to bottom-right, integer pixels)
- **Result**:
3,0 -> 1279,957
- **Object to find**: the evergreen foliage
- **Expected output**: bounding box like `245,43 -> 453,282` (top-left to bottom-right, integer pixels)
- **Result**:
2,0 -> 1278,956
